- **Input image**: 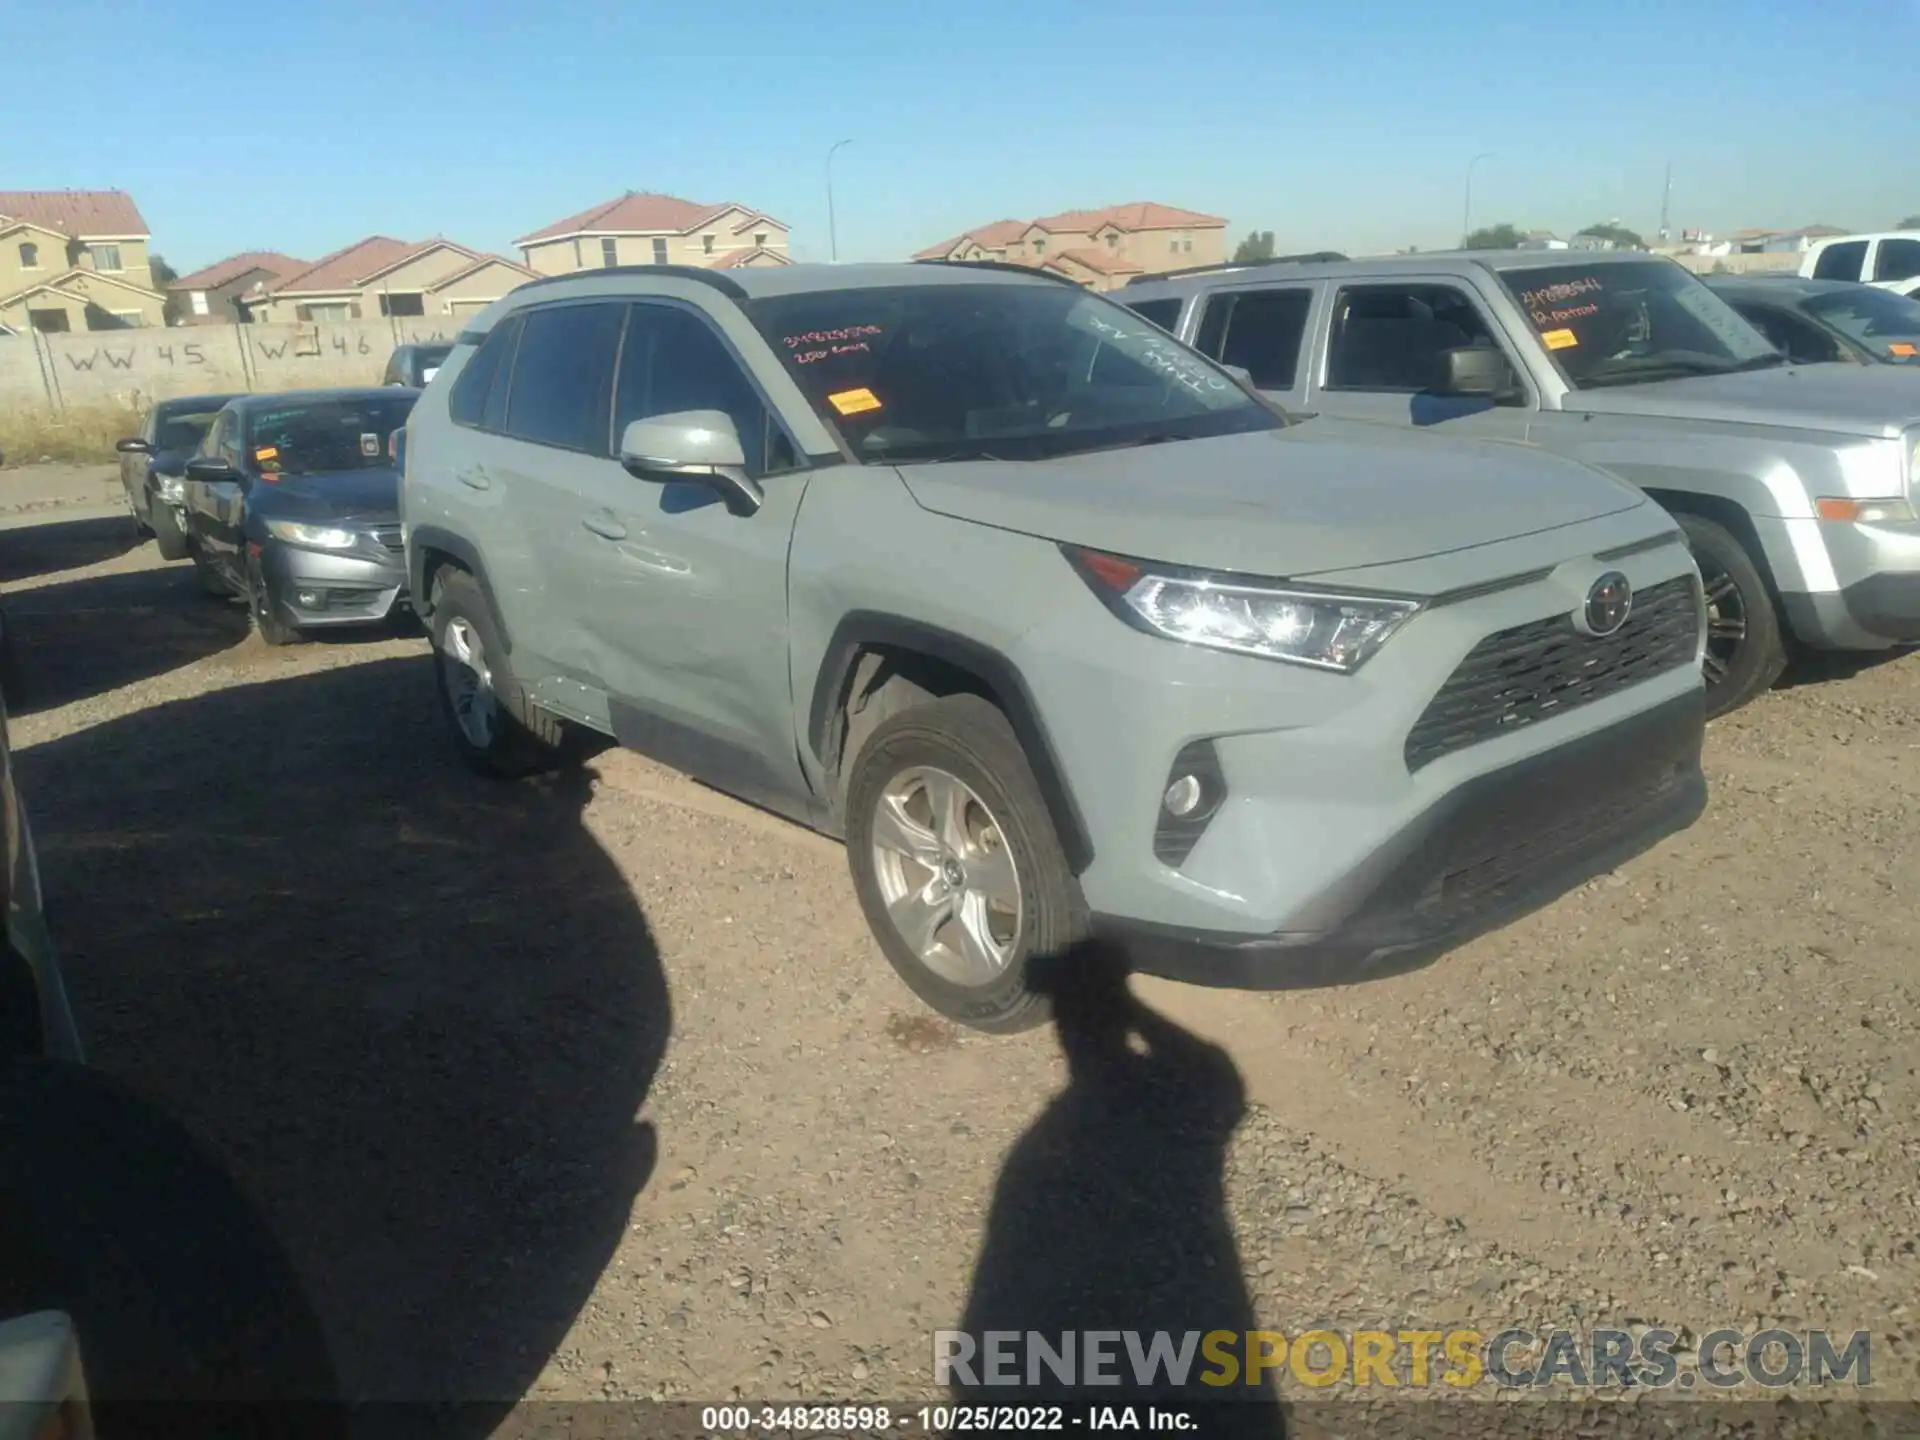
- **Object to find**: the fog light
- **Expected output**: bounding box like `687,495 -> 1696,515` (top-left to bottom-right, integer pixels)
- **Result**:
295,589 -> 324,609
1163,774 -> 1204,817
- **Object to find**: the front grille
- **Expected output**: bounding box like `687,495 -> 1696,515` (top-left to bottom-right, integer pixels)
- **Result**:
369,523 -> 403,552
1405,575 -> 1700,771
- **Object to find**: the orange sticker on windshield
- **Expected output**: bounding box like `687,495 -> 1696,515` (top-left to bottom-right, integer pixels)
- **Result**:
1542,328 -> 1579,350
254,445 -> 279,462
827,387 -> 882,416
1890,342 -> 1917,357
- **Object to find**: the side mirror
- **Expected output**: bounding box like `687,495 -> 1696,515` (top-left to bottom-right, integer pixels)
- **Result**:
1433,346 -> 1519,400
184,456 -> 240,484
116,437 -> 151,454
619,410 -> 763,517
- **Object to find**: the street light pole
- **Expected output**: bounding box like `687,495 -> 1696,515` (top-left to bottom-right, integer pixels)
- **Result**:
1463,151 -> 1494,246
826,138 -> 854,263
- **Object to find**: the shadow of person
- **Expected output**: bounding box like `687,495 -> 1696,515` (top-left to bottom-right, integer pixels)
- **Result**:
12,654 -> 669,1437
955,947 -> 1285,1437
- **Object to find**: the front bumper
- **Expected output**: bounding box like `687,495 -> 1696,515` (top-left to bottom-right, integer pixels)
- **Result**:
1767,516 -> 1920,648
262,541 -> 408,629
1094,690 -> 1706,989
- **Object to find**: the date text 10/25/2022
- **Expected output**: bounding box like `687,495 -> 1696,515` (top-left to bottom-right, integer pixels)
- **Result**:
699,1405 -> 1198,1432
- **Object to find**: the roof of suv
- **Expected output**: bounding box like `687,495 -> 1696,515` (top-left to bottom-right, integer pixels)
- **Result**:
1123,248 -> 1671,294
509,259 -> 1080,305
1700,274 -> 1871,302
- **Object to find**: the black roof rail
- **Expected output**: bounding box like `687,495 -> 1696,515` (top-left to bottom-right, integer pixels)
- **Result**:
1123,252 -> 1351,287
512,263 -> 749,301
911,257 -> 1084,287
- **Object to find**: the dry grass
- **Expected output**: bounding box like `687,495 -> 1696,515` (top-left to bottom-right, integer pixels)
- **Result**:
0,399 -> 142,465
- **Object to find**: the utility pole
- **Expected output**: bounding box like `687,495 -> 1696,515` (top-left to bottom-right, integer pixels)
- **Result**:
1463,152 -> 1494,246
826,139 -> 854,263
1659,162 -> 1673,244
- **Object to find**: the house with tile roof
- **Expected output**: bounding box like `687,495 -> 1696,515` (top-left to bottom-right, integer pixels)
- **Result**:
514,192 -> 792,275
167,251 -> 308,325
912,202 -> 1228,290
243,237 -> 539,324
0,189 -> 168,332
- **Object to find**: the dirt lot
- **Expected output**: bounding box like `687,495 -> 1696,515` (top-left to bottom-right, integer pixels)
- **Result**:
4,466 -> 1918,1433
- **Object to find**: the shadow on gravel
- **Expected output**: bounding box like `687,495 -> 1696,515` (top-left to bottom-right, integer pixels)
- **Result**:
1776,645 -> 1915,692
3,564 -> 250,715
955,947 -> 1286,1438
11,654 -> 671,1434
0,513 -> 138,584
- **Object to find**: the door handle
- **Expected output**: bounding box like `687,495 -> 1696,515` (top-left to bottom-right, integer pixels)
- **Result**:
581,511 -> 628,541
455,466 -> 491,490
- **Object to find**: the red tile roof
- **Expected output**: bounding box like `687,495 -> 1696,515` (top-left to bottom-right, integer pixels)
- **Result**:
1030,201 -> 1226,234
912,219 -> 1028,260
0,189 -> 149,237
1044,246 -> 1144,277
515,193 -> 784,246
264,236 -> 416,295
707,246 -> 791,269
168,250 -> 308,292
426,253 -> 539,289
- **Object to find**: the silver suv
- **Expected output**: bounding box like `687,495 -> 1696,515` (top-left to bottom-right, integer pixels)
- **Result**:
401,261 -> 1708,1032
1124,251 -> 1920,716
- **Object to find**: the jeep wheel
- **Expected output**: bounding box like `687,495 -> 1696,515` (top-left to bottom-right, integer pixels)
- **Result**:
149,498 -> 190,561
845,694 -> 1088,1033
1678,513 -> 1785,718
429,567 -> 564,778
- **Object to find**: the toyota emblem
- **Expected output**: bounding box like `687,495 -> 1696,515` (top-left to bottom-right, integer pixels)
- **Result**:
1583,571 -> 1633,636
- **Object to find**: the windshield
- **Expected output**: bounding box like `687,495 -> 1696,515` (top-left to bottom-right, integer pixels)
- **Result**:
414,344 -> 452,375
746,282 -> 1278,463
1803,287 -> 1920,359
155,408 -> 222,453
244,395 -> 416,476
1497,260 -> 1783,389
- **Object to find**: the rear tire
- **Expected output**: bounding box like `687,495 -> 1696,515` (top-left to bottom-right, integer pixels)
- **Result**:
845,693 -> 1088,1034
190,544 -> 231,598
428,567 -> 564,778
1678,512 -> 1785,718
150,498 -> 190,561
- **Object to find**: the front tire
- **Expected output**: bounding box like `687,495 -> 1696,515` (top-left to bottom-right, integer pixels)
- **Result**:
428,567 -> 564,778
149,498 -> 190,561
189,543 -> 231,598
845,693 -> 1088,1034
246,553 -> 298,647
1678,512 -> 1785,718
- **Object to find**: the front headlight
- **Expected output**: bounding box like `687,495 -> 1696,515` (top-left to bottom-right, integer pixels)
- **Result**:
265,520 -> 360,550
1066,547 -> 1422,673
155,473 -> 185,502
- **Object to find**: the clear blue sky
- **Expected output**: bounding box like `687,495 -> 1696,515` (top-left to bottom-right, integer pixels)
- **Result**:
4,0 -> 1914,273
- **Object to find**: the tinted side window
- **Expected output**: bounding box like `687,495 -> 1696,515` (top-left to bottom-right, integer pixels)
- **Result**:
504,304 -> 624,453
1125,298 -> 1182,333
614,304 -> 796,478
449,327 -> 513,428
480,316 -> 521,433
1326,284 -> 1503,391
1873,238 -> 1920,283
1194,289 -> 1312,389
1813,240 -> 1868,281
1734,304 -> 1842,365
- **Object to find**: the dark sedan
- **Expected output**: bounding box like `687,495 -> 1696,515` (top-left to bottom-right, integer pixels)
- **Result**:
181,389 -> 417,645
1702,275 -> 1920,367
114,393 -> 241,560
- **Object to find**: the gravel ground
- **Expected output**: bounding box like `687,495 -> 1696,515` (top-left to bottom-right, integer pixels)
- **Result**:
3,469 -> 1917,1436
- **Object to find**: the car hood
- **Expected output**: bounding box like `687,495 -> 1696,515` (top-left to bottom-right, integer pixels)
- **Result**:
254,468 -> 399,522
1568,364 -> 1920,437
893,422 -> 1645,578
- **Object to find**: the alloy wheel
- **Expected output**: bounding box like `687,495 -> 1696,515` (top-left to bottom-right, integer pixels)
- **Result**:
868,765 -> 1022,987
441,617 -> 498,749
1697,555 -> 1748,690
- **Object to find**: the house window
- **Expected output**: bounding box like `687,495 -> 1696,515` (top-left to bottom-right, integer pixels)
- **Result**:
573,239 -> 583,268
703,234 -> 716,255
1170,238 -> 1179,253
601,238 -> 619,268
1033,239 -> 1046,255
189,290 -> 209,316
17,242 -> 38,269
753,232 -> 767,247
379,292 -> 425,317
298,303 -> 352,322
1184,239 -> 1194,253
1105,233 -> 1117,249
652,238 -> 668,265
109,310 -> 146,328
28,308 -> 71,333
90,244 -> 123,272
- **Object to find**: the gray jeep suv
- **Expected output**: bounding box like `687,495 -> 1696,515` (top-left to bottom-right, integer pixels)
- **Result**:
401,261 -> 1708,1031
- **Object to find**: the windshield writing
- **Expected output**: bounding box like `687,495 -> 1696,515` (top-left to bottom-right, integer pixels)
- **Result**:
1499,261 -> 1779,388
245,397 -> 416,475
748,283 -> 1275,463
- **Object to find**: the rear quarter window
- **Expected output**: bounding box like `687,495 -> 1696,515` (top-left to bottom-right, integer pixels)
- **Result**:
1813,240 -> 1868,282
1125,298 -> 1183,333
